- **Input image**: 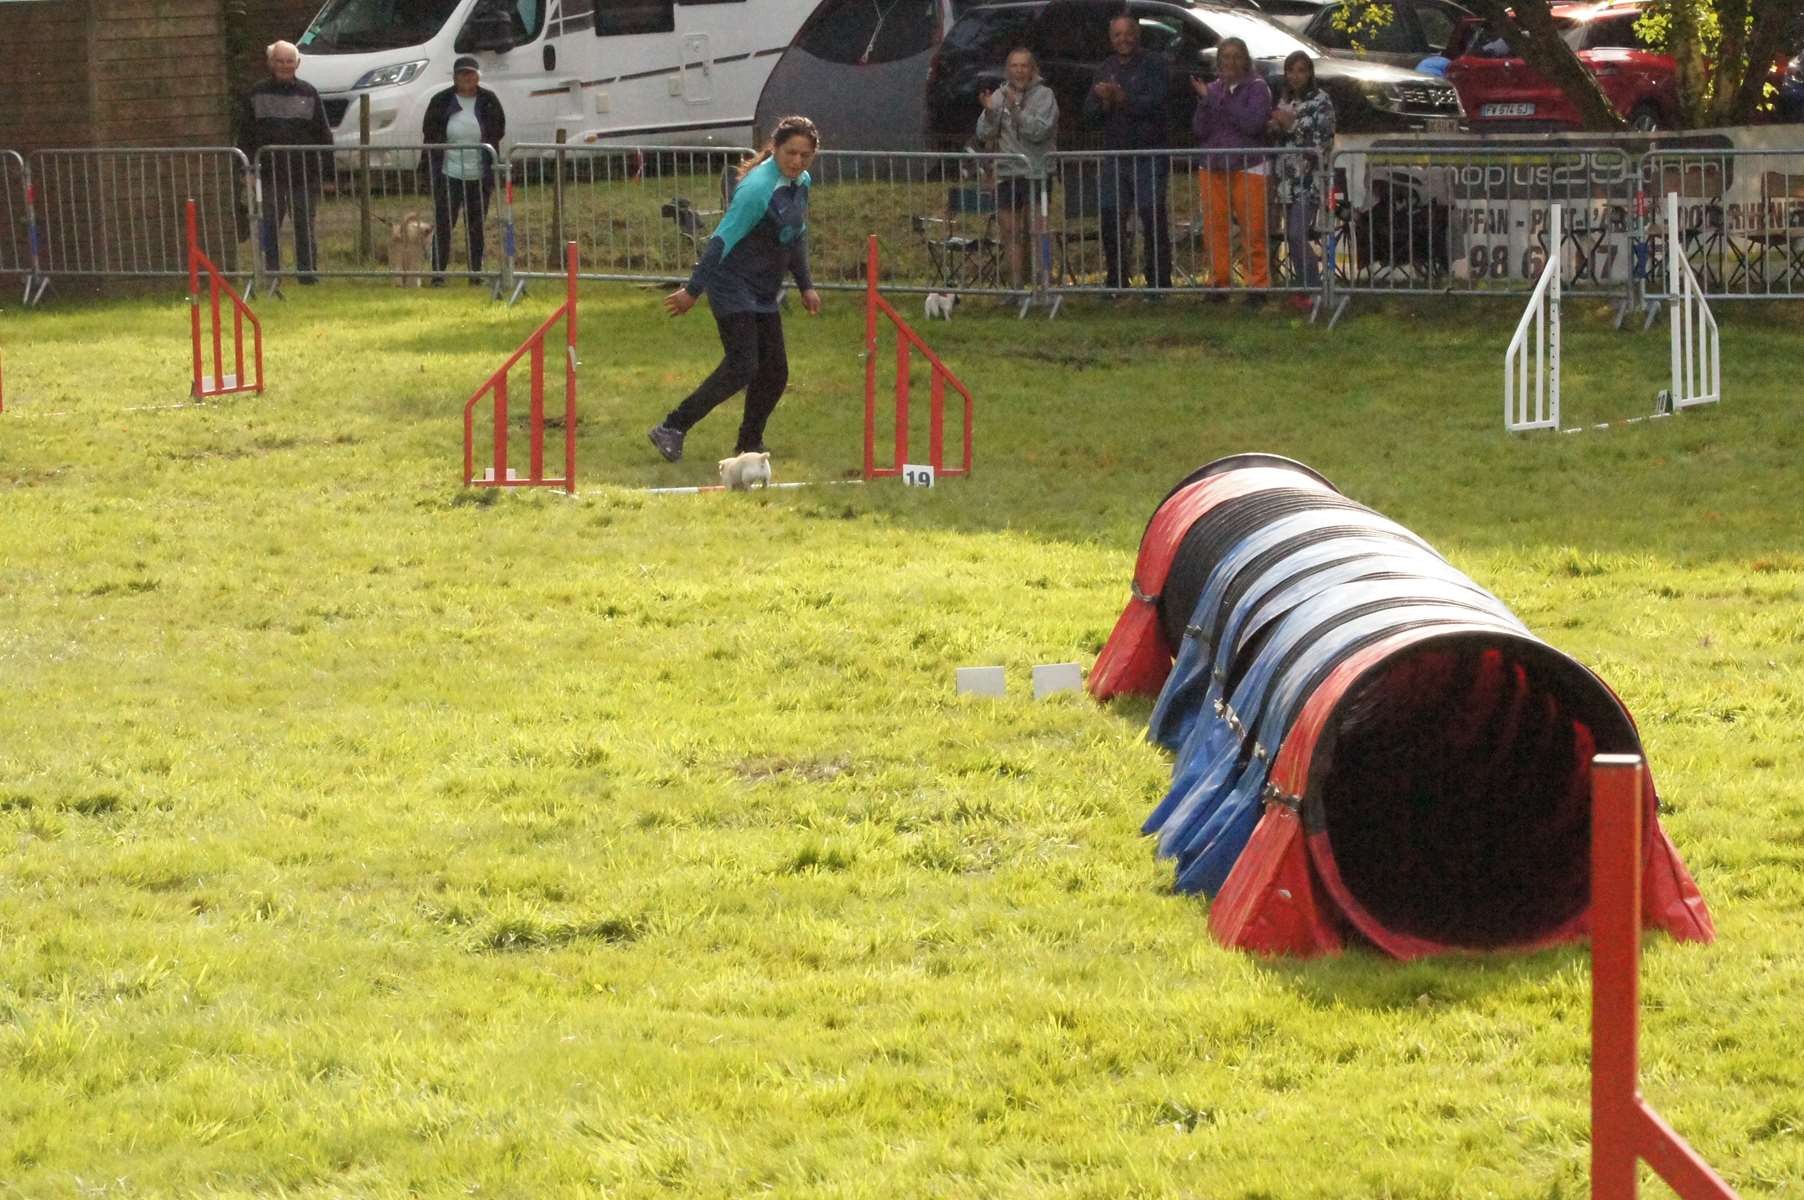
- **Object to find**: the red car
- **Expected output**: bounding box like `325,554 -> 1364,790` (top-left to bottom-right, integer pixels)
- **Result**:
1445,0 -> 1677,132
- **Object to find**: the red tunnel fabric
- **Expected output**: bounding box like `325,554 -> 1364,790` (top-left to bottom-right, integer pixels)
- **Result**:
1106,457 -> 1717,959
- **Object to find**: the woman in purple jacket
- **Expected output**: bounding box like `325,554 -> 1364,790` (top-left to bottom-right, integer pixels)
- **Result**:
1189,38 -> 1273,296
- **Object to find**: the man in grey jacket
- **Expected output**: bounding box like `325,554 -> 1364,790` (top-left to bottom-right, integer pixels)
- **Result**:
975,47 -> 1058,292
235,41 -> 333,284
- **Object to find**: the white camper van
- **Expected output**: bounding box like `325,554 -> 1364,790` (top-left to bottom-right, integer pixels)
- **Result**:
294,0 -> 819,153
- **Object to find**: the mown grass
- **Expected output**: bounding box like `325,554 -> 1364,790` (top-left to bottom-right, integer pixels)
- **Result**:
1,283 -> 1801,1198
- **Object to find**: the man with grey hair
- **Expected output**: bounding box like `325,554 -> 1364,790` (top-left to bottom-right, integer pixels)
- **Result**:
235,40 -> 333,284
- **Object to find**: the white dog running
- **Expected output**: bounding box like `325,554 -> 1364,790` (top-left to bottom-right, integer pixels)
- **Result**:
717,451 -> 772,490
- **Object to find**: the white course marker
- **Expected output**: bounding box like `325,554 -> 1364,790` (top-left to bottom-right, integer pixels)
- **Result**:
1032,662 -> 1084,699
956,666 -> 1006,698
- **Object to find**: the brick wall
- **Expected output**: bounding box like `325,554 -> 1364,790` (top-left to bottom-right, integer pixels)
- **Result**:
93,0 -> 233,147
0,0 -> 98,153
0,1 -> 244,285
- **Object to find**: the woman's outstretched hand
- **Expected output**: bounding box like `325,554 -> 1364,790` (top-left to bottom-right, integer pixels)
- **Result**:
664,288 -> 696,316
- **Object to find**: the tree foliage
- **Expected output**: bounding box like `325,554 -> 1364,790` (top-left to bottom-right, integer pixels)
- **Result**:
1638,0 -> 1800,125
1333,0 -> 1798,129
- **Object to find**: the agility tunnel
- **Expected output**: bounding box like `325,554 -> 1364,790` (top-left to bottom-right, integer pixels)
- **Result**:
1091,454 -> 1716,959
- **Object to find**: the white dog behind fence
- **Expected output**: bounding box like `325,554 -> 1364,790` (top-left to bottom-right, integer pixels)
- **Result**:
384,213 -> 434,287
923,292 -> 959,321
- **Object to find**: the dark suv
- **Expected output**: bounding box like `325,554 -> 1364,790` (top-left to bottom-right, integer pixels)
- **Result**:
925,0 -> 1465,153
1292,0 -> 1473,69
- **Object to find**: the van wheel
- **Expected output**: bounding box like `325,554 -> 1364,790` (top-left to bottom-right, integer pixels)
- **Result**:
1627,103 -> 1661,133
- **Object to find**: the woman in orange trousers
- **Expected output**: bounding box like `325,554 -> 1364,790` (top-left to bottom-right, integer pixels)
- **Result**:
1189,38 -> 1274,295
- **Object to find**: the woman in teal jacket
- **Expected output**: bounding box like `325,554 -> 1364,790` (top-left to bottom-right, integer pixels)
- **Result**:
648,116 -> 824,463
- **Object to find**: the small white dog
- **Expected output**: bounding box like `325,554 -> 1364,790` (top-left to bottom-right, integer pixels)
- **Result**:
923,291 -> 959,321
718,451 -> 772,491
385,212 -> 434,287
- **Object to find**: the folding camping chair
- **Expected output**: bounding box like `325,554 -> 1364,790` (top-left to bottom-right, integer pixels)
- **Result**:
913,184 -> 1001,289
1049,166 -> 1108,286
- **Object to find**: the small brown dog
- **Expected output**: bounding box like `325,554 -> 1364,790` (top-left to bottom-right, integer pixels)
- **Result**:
717,451 -> 772,491
386,212 -> 433,287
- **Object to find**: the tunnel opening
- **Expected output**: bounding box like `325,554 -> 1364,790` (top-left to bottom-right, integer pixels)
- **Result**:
1306,637 -> 1640,954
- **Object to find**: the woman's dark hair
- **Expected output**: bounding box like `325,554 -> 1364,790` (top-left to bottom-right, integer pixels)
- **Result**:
1282,49 -> 1318,99
738,115 -> 821,179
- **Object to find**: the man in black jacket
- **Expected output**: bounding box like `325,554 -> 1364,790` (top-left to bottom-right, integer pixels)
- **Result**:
236,40 -> 334,285
421,56 -> 507,285
1083,15 -> 1173,291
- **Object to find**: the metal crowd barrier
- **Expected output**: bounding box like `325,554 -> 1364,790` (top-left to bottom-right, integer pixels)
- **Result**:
255,142 -> 504,293
505,144 -> 1038,297
12,140 -> 1804,313
1639,147 -> 1804,302
1043,148 -> 1328,302
28,147 -> 249,283
809,149 -> 1034,297
1325,144 -> 1638,315
2,150 -> 47,305
507,143 -> 739,285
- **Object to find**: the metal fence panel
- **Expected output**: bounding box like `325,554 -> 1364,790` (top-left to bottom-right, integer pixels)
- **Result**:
1044,148 -> 1328,299
808,150 -> 1034,295
30,148 -> 250,280
1327,145 -> 1637,300
506,145 -> 1044,294
508,144 -> 740,285
1640,147 -> 1804,301
257,142 -> 503,288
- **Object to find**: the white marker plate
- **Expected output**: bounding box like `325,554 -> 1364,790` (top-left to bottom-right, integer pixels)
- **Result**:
956,666 -> 1006,698
1032,662 -> 1084,699
902,464 -> 936,488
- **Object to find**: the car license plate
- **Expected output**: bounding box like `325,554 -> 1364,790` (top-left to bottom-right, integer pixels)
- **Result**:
1481,102 -> 1536,117
1425,117 -> 1459,133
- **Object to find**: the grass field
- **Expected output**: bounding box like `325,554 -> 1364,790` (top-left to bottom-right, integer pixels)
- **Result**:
2,283 -> 1802,1198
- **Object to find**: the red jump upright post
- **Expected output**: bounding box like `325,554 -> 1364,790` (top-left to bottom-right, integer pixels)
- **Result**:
462,241 -> 579,494
187,198 -> 264,399
863,234 -> 974,481
1591,754 -> 1739,1200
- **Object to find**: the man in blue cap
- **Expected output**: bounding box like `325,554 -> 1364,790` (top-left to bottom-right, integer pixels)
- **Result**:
421,56 -> 507,285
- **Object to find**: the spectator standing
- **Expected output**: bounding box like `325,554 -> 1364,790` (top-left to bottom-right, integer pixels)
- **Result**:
976,47 -> 1059,295
1270,50 -> 1336,312
1191,37 -> 1273,300
1083,16 -> 1173,292
421,56 -> 506,286
647,116 -> 823,464
236,40 -> 332,286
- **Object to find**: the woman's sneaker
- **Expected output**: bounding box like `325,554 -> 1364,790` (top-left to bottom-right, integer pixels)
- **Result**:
647,424 -> 685,462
